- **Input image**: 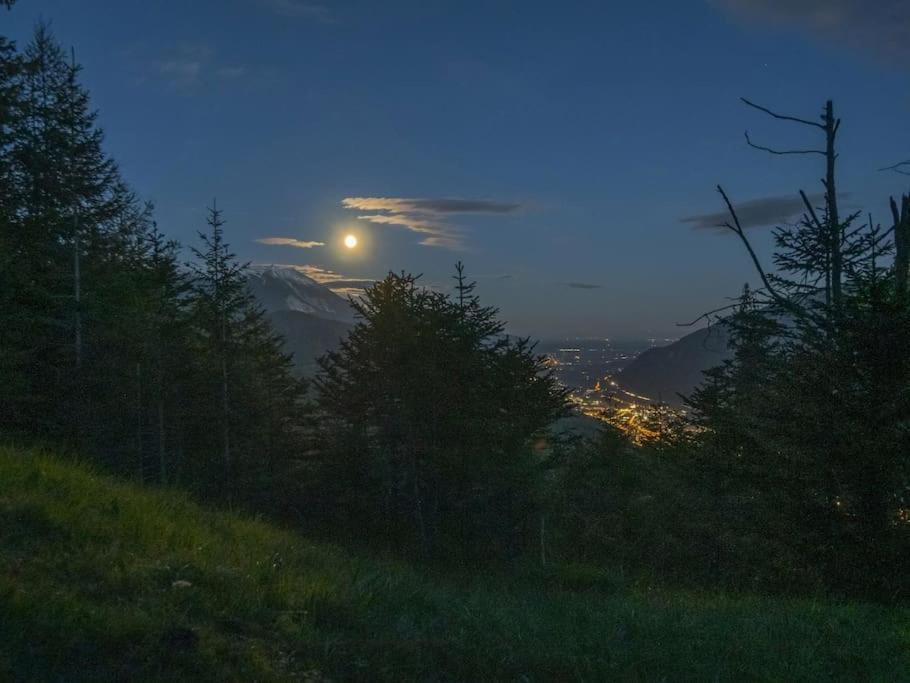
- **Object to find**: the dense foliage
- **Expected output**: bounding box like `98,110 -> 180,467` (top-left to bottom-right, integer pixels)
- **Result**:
0,24 -> 568,561
0,25 -> 305,510
547,103 -> 910,600
308,267 -> 568,560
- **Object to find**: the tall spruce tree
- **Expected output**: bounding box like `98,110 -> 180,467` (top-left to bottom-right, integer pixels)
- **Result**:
1,24 -> 139,452
188,202 -> 240,492
187,203 -> 305,504
313,268 -> 567,560
0,28 -> 28,428
0,21 -> 305,517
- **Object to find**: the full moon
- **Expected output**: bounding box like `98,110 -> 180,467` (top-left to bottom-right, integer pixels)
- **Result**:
344,234 -> 358,249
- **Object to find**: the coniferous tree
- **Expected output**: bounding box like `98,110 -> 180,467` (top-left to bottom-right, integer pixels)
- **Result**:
1,24 -> 139,451
0,21 -> 305,518
313,268 -> 567,560
0,28 -> 29,428
129,220 -> 192,483
684,100 -> 910,596
186,202 -> 306,504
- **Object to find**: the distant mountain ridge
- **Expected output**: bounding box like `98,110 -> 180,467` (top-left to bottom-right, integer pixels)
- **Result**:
246,265 -> 734,391
618,324 -> 732,406
246,265 -> 356,375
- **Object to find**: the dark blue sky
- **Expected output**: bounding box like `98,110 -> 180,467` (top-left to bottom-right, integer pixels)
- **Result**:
5,0 -> 909,339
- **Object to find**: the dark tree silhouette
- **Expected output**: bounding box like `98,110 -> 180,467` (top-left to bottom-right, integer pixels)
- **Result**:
313,268 -> 568,560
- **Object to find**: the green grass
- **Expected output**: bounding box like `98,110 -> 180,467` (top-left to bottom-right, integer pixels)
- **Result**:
1,445 -> 908,681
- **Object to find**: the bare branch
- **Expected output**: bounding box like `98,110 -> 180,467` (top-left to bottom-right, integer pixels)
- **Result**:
744,131 -> 824,156
677,299 -> 761,327
879,160 -> 910,174
799,190 -> 824,232
740,97 -> 825,130
716,185 -> 790,310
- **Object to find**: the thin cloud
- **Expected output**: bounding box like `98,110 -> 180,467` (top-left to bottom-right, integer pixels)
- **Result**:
293,264 -> 373,287
154,44 -> 253,90
260,0 -> 332,22
254,263 -> 373,296
681,192 -> 826,231
328,279 -> 377,290
330,287 -> 368,299
418,235 -> 465,250
156,44 -> 211,88
256,237 -> 325,249
342,197 -> 520,214
341,196 -> 521,250
293,264 -> 344,283
301,265 -> 373,297
216,65 -> 249,80
158,58 -> 202,85
356,213 -> 439,235
566,282 -> 602,290
712,0 -> 910,65
353,212 -> 462,249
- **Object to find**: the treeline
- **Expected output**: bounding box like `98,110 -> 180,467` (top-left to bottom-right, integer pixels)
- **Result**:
0,23 -> 568,561
3,17 -> 908,599
547,100 -> 910,600
0,25 -> 305,504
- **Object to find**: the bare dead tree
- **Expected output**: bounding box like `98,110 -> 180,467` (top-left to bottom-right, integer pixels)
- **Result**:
742,98 -> 843,310
876,160 -> 910,292
891,193 -> 910,295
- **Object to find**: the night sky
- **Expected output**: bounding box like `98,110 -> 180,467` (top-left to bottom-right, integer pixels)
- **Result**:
5,1 -> 909,339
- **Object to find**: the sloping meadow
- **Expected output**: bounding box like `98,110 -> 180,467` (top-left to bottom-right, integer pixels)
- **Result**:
0,445 -> 907,681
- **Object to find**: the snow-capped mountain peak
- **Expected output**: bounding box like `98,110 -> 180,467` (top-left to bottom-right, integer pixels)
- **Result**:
246,264 -> 355,323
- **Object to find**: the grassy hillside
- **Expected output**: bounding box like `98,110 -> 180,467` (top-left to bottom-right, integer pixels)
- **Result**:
1,445 -> 907,682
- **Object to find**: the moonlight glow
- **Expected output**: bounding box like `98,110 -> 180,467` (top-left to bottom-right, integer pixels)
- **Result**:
344,234 -> 358,249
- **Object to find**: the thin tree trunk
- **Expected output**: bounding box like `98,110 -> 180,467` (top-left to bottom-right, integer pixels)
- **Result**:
73,225 -> 81,370
411,451 -> 428,559
540,514 -> 547,566
136,362 -> 143,482
824,100 -> 842,311
221,350 -> 230,484
71,225 -> 82,449
158,397 -> 166,484
893,195 -> 910,296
